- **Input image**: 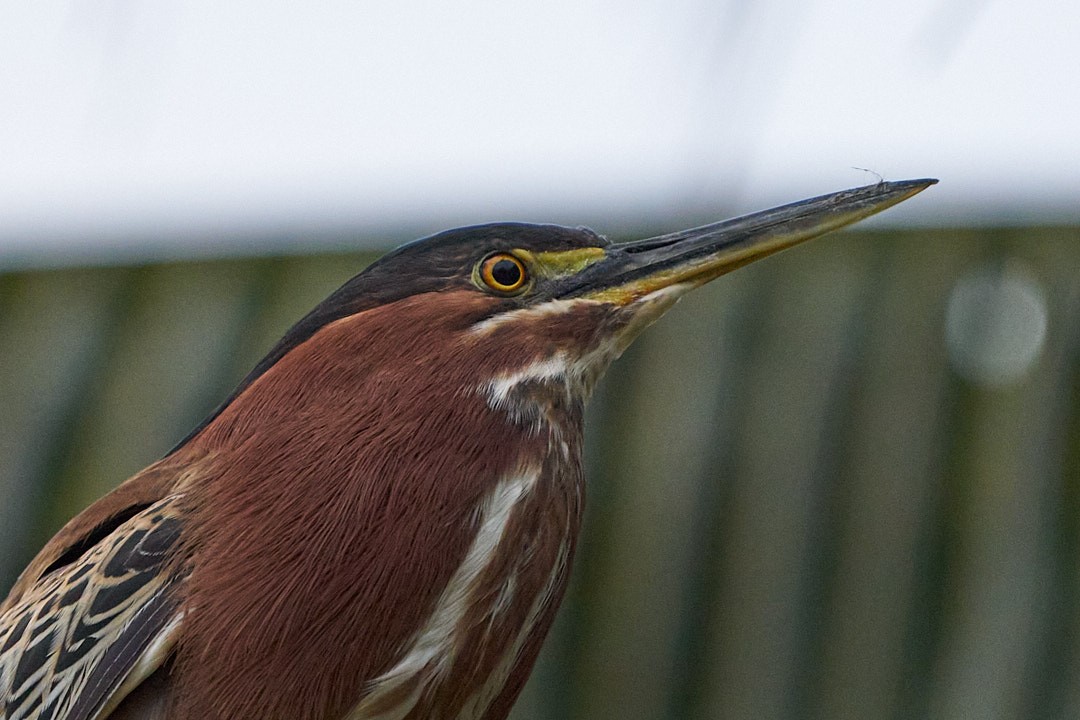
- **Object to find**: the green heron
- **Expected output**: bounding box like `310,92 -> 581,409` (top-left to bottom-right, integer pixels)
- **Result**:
0,179 -> 934,720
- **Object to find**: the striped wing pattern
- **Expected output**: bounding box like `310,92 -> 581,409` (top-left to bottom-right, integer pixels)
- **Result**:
0,500 -> 184,720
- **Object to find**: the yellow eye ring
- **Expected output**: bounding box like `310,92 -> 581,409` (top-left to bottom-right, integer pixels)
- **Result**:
479,253 -> 528,294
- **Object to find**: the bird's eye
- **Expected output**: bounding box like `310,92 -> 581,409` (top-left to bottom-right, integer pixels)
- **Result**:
479,253 -> 528,294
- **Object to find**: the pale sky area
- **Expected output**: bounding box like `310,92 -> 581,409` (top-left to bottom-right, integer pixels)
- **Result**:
1,0 -> 1077,266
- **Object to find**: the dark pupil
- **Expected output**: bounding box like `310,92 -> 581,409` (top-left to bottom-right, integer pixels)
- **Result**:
491,259 -> 522,287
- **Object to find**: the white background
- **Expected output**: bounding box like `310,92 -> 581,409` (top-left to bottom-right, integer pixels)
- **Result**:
2,0 -> 1077,266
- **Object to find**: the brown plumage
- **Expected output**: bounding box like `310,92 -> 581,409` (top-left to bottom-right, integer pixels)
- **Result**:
0,180 -> 935,720
174,290 -> 591,719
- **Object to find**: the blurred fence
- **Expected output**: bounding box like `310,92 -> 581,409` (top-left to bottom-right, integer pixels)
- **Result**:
0,227 -> 1077,720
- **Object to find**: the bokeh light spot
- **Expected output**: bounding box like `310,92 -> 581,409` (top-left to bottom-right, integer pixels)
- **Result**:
944,261 -> 1048,387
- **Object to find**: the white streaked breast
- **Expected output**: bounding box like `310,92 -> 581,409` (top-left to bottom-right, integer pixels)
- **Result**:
348,469 -> 541,720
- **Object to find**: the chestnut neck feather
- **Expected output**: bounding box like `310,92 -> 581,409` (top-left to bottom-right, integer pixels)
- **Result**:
168,290 -> 600,720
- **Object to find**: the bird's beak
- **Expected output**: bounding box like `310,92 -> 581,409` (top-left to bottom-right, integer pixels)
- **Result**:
566,178 -> 937,305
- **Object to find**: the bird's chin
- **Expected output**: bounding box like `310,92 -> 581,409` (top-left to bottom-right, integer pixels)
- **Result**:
607,282 -> 691,354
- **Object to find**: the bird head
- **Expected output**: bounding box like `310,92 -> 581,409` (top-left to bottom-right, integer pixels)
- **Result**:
181,178 -> 936,451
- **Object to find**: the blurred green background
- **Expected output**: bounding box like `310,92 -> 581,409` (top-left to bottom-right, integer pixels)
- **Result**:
1,224 -> 1076,719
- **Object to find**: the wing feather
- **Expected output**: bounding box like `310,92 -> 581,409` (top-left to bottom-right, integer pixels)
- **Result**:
0,499 -> 185,720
